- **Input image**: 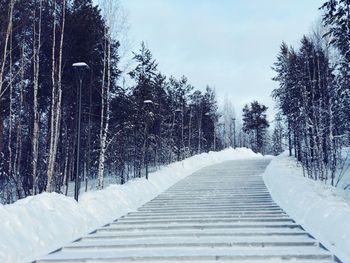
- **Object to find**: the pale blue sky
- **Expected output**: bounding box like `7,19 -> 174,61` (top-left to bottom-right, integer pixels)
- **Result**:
121,0 -> 325,118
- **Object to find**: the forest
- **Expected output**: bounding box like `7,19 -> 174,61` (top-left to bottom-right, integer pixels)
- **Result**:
0,0 -> 273,204
2,0 -> 349,205
272,0 -> 350,188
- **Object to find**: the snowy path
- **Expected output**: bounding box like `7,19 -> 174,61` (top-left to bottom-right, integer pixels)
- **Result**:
36,159 -> 337,262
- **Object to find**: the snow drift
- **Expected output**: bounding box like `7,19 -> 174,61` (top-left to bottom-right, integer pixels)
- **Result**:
263,152 -> 350,263
0,147 -> 263,263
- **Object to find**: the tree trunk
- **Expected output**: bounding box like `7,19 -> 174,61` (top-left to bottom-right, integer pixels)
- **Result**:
46,0 -> 65,192
0,0 -> 14,158
13,44 -> 25,199
288,120 -> 292,156
8,17 -> 13,189
97,24 -> 110,189
32,0 -> 43,195
46,0 -> 57,192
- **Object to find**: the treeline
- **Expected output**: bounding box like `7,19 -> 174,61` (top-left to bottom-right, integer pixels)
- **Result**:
272,0 -> 350,186
0,0 -> 221,203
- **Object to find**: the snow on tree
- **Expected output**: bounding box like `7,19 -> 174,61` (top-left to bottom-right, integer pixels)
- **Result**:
242,101 -> 269,154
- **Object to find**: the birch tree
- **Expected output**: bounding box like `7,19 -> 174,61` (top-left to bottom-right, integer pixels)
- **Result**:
7,9 -> 14,196
97,0 -> 121,189
13,44 -> 26,199
32,0 -> 42,195
0,0 -> 14,158
46,0 -> 66,192
97,26 -> 109,189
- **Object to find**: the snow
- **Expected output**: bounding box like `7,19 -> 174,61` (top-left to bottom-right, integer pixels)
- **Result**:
336,147 -> 350,190
7,149 -> 348,262
263,151 -> 350,263
0,147 -> 263,263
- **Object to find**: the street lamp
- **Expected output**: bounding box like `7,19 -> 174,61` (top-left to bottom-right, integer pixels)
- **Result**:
174,109 -> 183,160
143,100 -> 153,180
232,117 -> 236,149
188,104 -> 195,156
205,112 -> 216,151
72,62 -> 89,201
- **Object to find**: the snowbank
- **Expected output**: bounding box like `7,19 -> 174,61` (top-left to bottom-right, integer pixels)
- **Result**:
263,152 -> 350,263
0,148 -> 263,263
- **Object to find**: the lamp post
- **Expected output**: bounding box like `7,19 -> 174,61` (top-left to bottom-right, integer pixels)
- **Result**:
174,108 -> 183,160
143,100 -> 153,180
232,117 -> 236,149
188,104 -> 194,155
205,112 -> 216,151
72,62 -> 89,201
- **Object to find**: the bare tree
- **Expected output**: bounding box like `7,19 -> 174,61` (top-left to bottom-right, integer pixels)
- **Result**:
0,0 -> 14,157
13,43 -> 26,199
46,0 -> 66,192
32,0 -> 43,194
7,10 -> 14,197
96,0 -> 129,188
97,0 -> 119,189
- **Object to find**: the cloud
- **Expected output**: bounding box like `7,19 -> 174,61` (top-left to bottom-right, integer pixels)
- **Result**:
121,0 -> 325,118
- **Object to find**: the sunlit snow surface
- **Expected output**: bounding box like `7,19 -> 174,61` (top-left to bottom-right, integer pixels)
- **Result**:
263,152 -> 350,263
0,148 -> 264,263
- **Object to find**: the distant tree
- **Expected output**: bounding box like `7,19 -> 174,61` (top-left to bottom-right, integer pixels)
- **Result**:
201,86 -> 219,152
189,90 -> 204,154
151,72 -> 169,165
271,114 -> 284,155
129,42 -> 158,177
222,99 -> 236,148
242,101 -> 269,154
166,76 -> 193,159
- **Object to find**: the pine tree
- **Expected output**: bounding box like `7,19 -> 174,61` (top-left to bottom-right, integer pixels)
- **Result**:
271,114 -> 284,155
321,0 -> 350,62
202,86 -> 219,152
129,42 -> 158,177
242,101 -> 269,154
272,30 -> 340,184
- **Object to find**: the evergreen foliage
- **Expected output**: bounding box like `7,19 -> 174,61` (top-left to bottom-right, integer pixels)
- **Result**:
242,101 -> 269,154
272,27 -> 344,184
0,1 -> 221,203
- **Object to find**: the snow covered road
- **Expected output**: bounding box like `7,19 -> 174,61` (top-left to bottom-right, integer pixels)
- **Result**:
36,159 -> 337,262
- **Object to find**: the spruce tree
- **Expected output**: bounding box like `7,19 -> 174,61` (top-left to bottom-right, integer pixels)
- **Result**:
242,101 -> 269,154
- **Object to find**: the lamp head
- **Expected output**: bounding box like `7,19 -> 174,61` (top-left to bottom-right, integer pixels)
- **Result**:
72,62 -> 89,68
73,62 -> 90,81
